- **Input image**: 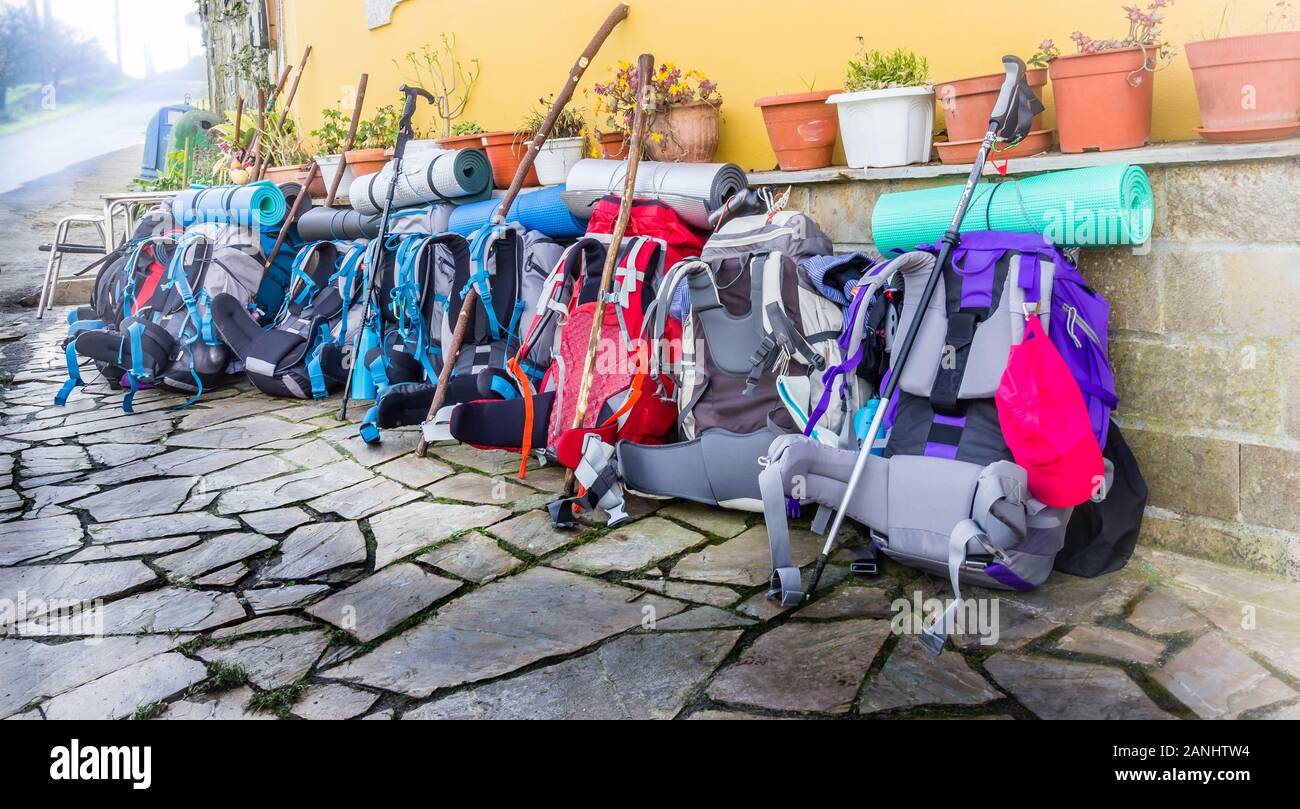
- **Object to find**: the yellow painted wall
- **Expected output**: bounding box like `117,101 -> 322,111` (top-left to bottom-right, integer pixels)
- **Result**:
282,0 -> 1282,170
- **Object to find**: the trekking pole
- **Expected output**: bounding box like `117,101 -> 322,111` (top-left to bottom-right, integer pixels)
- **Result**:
800,56 -> 1041,601
324,74 -> 369,208
337,84 -> 437,420
413,2 -> 632,456
547,51 -> 655,522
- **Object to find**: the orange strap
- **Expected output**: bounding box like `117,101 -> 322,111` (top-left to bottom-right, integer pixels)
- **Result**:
508,355 -> 534,480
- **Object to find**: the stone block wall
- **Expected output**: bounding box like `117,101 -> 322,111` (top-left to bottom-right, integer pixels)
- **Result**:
761,152 -> 1300,580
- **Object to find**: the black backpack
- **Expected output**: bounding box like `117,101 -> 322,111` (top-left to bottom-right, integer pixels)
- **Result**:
1054,420 -> 1148,577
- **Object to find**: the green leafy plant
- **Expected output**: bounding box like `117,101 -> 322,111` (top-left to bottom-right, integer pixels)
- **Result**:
355,104 -> 400,150
134,149 -> 190,192
310,107 -> 350,155
450,120 -> 483,136
396,33 -> 481,138
521,96 -> 587,139
844,43 -> 931,92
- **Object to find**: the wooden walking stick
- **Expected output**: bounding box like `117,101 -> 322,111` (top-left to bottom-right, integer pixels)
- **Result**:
258,47 -> 313,181
549,52 -> 654,523
232,96 -> 244,154
413,2 -> 631,457
249,65 -> 290,174
324,73 -> 368,208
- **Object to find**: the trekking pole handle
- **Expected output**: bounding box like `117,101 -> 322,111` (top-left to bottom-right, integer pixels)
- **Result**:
393,85 -> 435,161
989,56 -> 1025,124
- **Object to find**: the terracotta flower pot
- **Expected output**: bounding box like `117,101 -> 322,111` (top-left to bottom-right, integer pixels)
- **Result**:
265,163 -> 326,197
755,90 -> 840,171
1186,31 -> 1300,140
1050,47 -> 1156,153
647,100 -> 721,163
436,133 -> 487,151
481,131 -> 539,188
598,131 -> 629,159
937,69 -> 1048,143
344,147 -> 391,177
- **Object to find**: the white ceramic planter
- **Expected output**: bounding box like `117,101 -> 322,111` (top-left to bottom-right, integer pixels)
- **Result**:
534,136 -> 587,185
828,86 -> 936,168
314,154 -> 354,203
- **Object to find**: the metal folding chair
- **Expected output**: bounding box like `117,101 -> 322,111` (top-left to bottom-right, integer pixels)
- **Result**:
37,215 -> 108,319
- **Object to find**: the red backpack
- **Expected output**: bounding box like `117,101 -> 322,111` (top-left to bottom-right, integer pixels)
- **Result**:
448,198 -> 707,478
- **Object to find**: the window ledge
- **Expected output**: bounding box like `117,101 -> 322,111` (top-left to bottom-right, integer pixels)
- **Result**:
747,138 -> 1300,186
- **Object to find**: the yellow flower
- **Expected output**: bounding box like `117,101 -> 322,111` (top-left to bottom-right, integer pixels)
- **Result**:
650,132 -> 664,144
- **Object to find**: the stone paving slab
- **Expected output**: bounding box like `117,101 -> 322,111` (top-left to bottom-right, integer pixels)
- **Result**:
1151,633 -> 1297,719
307,563 -> 461,642
330,567 -> 686,698
551,517 -> 707,575
860,640 -> 1002,714
42,652 -> 208,720
709,619 -> 893,714
416,531 -> 523,583
369,502 -> 509,568
405,630 -> 742,720
985,654 -> 1175,720
198,630 -> 331,690
262,522 -> 366,581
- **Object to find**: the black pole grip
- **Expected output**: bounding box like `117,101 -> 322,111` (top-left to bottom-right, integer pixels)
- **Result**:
804,553 -> 831,602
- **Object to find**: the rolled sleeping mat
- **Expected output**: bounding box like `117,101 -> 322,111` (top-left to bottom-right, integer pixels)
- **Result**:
561,159 -> 749,230
448,185 -> 586,239
870,163 -> 1155,254
348,147 -> 493,215
296,207 -> 380,242
172,180 -> 289,229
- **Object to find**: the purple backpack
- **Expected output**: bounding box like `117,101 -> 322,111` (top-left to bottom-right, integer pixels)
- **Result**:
917,231 -> 1117,449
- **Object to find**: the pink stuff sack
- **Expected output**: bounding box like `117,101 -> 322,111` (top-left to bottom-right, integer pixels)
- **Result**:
996,317 -> 1105,507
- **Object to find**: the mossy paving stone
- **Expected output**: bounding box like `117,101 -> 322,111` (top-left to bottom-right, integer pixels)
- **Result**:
708,619 -> 893,714
306,563 -> 461,642
858,640 -> 1002,714
983,654 -> 1174,720
329,567 -> 686,698
403,630 -> 741,720
369,501 -> 510,569
198,630 -> 331,690
261,521 -> 366,581
551,516 -> 707,575
1151,633 -> 1297,719
416,531 -> 523,583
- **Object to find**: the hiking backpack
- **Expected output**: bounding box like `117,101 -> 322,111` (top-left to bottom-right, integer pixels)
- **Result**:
57,222 -> 267,412
614,207 -> 864,513
761,231 -> 1119,653
358,224 -> 567,443
446,199 -> 708,511
210,239 -> 368,399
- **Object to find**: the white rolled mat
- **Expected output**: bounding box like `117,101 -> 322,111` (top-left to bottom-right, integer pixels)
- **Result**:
560,159 -> 748,229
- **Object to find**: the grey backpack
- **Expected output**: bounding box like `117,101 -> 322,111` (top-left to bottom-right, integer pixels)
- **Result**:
762,246 -> 1114,652
617,209 -> 864,511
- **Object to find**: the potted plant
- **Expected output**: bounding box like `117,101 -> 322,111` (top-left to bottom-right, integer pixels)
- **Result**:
480,128 -> 539,187
522,98 -> 587,185
347,105 -> 397,177
438,120 -> 485,151
207,108 -> 255,185
594,60 -> 723,162
596,130 -> 629,159
828,44 -> 934,168
1185,2 -> 1300,142
934,57 -> 1050,163
1037,1 -> 1175,153
262,114 -> 325,196
398,34 -> 481,147
755,77 -> 841,171
311,107 -> 353,199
